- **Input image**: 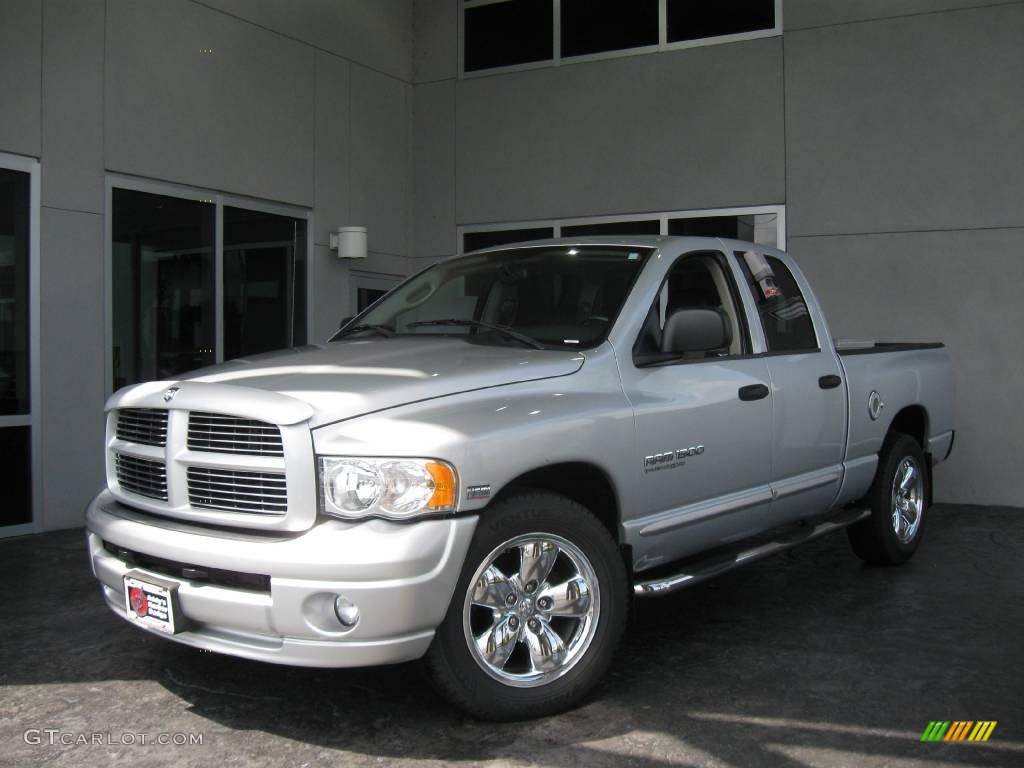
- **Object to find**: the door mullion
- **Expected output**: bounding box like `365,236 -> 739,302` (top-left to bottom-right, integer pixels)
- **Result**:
215,199 -> 224,363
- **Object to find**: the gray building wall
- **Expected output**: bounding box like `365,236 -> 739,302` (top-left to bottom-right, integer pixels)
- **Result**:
413,0 -> 1024,505
0,0 -> 417,531
2,0 -> 1021,531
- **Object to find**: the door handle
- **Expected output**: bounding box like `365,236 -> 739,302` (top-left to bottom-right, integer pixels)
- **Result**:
819,374 -> 842,390
738,384 -> 770,401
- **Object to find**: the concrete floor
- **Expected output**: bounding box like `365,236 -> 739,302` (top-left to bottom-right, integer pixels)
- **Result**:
1,504 -> 1021,768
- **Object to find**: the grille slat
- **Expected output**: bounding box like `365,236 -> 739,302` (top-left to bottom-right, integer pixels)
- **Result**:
188,412 -> 284,457
115,409 -> 168,447
187,467 -> 287,515
185,481 -> 286,499
187,480 -> 287,494
115,453 -> 168,501
187,436 -> 284,448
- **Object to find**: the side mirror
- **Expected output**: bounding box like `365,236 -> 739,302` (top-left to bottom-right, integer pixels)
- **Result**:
339,316 -> 354,329
662,308 -> 730,354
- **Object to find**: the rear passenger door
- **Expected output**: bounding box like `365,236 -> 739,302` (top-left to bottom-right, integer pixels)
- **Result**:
735,250 -> 847,521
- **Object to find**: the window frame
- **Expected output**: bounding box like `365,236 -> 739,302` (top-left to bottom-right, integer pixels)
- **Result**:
0,151 -> 41,538
458,204 -> 786,255
104,175 -> 313,395
632,249 -> 753,368
459,0 -> 783,78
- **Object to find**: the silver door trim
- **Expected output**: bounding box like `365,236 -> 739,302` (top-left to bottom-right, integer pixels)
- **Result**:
629,484 -> 775,538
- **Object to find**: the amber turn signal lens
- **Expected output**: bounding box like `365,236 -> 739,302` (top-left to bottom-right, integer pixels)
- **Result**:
426,462 -> 457,510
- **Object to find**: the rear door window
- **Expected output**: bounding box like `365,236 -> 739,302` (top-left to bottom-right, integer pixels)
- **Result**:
737,252 -> 818,353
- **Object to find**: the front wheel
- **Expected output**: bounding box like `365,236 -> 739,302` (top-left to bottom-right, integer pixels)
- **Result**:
423,491 -> 628,720
848,433 -> 929,565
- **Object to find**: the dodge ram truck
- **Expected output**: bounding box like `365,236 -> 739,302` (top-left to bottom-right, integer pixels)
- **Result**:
86,237 -> 954,719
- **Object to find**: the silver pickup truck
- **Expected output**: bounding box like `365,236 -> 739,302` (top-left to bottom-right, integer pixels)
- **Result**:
86,237 -> 954,719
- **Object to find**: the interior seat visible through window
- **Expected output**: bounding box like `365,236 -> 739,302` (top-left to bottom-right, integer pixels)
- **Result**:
633,251 -> 746,364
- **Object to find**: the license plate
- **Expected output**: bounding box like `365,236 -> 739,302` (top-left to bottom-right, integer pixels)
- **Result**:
124,571 -> 179,634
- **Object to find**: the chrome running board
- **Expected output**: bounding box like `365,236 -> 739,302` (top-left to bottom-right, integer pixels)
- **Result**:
633,507 -> 871,597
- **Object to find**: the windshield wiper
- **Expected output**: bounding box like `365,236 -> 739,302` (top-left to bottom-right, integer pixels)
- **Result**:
332,323 -> 395,340
408,319 -> 546,350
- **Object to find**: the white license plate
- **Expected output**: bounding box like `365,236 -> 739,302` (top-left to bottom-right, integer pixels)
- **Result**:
124,572 -> 178,634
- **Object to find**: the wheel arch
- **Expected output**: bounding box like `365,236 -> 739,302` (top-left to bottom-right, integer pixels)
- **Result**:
493,461 -> 622,544
885,404 -> 929,448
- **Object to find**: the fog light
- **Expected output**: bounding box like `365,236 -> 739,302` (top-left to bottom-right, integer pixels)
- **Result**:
333,595 -> 360,628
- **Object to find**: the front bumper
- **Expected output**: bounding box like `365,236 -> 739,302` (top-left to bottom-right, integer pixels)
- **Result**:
86,490 -> 477,668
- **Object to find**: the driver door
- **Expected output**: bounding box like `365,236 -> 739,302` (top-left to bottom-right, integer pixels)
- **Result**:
620,250 -> 777,568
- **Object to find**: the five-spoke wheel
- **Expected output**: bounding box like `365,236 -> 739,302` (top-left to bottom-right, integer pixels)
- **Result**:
890,456 -> 924,544
464,534 -> 600,687
849,432 -> 929,565
424,491 -> 627,720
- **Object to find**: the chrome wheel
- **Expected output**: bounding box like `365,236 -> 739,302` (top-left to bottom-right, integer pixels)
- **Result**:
463,533 -> 600,688
891,456 -> 924,544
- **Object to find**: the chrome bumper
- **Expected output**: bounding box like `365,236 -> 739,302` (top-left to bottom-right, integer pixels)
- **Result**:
86,490 -> 477,668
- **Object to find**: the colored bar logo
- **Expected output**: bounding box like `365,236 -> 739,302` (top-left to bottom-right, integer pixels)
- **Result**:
921,721 -> 997,742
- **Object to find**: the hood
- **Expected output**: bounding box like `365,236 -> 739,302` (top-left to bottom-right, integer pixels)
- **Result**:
172,338 -> 586,427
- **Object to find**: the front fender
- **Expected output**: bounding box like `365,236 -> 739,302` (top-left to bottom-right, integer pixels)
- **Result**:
310,347 -> 635,517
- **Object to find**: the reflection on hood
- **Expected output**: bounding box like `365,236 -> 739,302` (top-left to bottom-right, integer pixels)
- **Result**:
181,337 -> 585,427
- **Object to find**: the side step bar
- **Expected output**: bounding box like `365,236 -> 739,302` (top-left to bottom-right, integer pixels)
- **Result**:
633,507 -> 871,597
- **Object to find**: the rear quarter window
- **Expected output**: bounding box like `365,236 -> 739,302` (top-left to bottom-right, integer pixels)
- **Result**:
738,253 -> 818,353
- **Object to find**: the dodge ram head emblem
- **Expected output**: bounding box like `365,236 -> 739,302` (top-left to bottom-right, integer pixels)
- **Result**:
163,387 -> 180,402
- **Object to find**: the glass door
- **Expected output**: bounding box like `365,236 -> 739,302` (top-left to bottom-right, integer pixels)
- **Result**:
108,180 -> 311,390
0,155 -> 38,535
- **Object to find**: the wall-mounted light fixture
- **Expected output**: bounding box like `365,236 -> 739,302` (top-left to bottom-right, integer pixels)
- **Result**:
330,226 -> 367,259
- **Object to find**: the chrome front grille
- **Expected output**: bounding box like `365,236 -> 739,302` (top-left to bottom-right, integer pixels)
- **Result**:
187,412 -> 284,457
115,409 -> 168,446
107,399 -> 313,531
187,467 -> 288,516
114,453 -> 168,501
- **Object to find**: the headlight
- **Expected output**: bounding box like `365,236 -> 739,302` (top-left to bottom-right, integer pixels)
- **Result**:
317,456 -> 457,521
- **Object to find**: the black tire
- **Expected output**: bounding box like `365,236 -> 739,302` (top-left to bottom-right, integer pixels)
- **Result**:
847,433 -> 929,565
423,490 -> 629,721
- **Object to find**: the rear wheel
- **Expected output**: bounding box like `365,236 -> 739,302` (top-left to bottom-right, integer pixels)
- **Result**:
848,433 -> 929,565
423,491 -> 628,720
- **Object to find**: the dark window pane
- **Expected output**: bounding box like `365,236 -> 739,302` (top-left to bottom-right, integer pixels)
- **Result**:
668,215 -> 740,238
561,220 -> 660,237
223,207 -> 308,360
738,253 -> 817,352
0,426 -> 31,526
561,0 -> 659,57
670,213 -> 779,246
112,189 -> 215,388
463,227 -> 554,252
667,0 -> 775,43
357,287 -> 389,313
465,0 -> 553,72
0,169 -> 30,415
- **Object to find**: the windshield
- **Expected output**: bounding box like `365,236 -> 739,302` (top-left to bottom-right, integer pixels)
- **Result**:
332,245 -> 653,349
